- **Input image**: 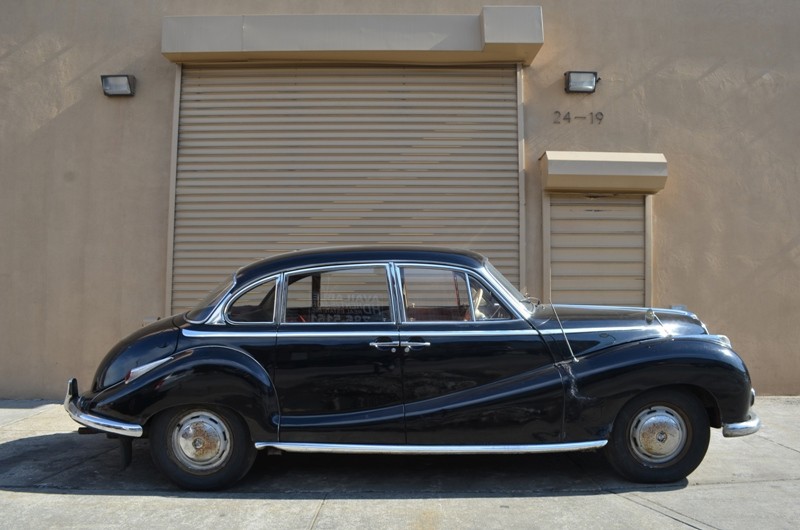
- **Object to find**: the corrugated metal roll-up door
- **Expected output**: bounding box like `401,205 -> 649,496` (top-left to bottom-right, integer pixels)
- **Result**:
170,65 -> 521,313
549,194 -> 646,306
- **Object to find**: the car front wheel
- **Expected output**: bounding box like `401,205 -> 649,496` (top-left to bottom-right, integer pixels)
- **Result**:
150,406 -> 256,490
604,389 -> 710,483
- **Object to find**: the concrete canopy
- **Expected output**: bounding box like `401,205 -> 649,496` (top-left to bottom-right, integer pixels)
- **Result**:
540,151 -> 668,194
162,6 -> 544,64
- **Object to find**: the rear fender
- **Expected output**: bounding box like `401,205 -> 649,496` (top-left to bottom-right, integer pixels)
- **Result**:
88,346 -> 279,441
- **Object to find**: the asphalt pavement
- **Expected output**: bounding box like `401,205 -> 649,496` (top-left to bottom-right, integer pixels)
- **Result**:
0,397 -> 798,529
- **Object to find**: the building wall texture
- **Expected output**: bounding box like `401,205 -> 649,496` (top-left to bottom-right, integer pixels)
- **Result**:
1,0 -> 798,398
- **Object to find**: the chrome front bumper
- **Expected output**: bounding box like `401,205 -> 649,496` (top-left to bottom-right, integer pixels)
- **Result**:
722,388 -> 761,437
64,378 -> 143,438
722,411 -> 761,437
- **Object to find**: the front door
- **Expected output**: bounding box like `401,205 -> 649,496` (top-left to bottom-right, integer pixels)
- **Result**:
397,265 -> 564,445
274,264 -> 404,444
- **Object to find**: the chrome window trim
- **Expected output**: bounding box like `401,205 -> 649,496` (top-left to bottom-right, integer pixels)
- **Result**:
255,440 -> 607,454
393,262 -> 524,324
467,273 -> 515,322
477,262 -> 533,320
280,262 -> 393,279
205,303 -> 228,326
395,265 -> 470,323
387,262 -> 404,326
280,262 -> 395,325
277,258 -> 383,277
465,273 -> 477,322
220,275 -> 280,326
197,259 -> 527,327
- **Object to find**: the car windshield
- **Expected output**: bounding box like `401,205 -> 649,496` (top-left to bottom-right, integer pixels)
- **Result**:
185,275 -> 235,323
483,260 -> 536,314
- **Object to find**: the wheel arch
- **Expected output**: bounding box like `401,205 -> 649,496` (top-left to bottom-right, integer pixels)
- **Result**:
609,384 -> 722,431
91,345 -> 280,442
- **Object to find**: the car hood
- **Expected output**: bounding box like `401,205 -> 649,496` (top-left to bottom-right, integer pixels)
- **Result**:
530,304 -> 708,358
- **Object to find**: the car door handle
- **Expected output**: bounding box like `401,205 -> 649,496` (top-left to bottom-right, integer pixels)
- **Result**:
399,340 -> 431,353
369,340 -> 401,352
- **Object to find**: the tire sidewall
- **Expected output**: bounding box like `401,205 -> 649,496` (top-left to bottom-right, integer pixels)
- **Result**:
150,405 -> 256,491
605,389 -> 710,483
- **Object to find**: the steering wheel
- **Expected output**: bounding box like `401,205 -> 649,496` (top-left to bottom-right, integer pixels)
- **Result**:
473,288 -> 486,320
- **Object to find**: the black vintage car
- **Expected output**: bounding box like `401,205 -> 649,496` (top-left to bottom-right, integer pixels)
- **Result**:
65,247 -> 759,490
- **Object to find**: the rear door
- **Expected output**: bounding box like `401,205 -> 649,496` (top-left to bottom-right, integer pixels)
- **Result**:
397,265 -> 564,445
273,264 -> 404,444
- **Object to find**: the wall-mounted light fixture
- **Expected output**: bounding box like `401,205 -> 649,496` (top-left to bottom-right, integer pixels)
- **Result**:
101,75 -> 136,96
564,71 -> 599,93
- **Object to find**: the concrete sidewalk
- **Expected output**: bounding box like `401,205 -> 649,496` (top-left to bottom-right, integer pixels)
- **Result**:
0,397 -> 798,529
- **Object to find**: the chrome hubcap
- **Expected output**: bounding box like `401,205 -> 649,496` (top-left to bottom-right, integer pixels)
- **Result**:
172,411 -> 231,472
629,405 -> 687,464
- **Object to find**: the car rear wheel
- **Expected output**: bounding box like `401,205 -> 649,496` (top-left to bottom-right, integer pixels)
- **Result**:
604,389 -> 710,483
150,406 -> 256,490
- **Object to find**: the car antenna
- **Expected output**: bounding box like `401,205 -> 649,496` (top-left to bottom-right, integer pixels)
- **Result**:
550,301 -> 579,363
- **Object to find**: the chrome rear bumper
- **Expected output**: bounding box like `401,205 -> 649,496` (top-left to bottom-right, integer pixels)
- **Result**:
64,378 -> 143,438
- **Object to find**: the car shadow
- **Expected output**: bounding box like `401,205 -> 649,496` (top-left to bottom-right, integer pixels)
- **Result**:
0,433 -> 688,498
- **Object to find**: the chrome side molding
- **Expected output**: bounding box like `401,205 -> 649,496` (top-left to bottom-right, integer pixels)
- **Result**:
254,440 -> 607,454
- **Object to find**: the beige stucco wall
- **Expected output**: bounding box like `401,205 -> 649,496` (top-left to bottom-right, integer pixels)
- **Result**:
523,0 -> 800,395
1,0 -> 798,398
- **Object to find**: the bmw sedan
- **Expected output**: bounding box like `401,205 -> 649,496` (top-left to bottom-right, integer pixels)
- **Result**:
65,246 -> 759,490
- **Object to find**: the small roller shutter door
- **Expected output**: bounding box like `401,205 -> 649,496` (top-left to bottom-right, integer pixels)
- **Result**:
170,65 -> 521,313
548,194 -> 646,306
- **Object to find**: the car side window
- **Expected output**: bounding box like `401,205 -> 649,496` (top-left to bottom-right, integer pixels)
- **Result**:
469,276 -> 512,321
284,266 -> 392,323
400,267 -> 513,322
401,267 -> 471,322
226,278 -> 277,323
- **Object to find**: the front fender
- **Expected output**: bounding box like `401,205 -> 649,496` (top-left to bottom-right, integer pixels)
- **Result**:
87,346 -> 279,441
561,337 -> 753,440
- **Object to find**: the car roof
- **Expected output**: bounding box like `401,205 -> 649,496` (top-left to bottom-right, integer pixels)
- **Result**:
235,246 -> 487,284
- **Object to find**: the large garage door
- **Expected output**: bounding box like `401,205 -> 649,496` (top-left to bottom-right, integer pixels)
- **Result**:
169,65 -> 522,313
